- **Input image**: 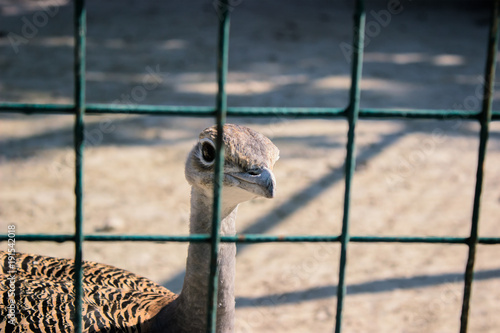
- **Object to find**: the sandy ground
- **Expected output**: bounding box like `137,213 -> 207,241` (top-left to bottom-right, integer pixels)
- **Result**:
1,0 -> 500,332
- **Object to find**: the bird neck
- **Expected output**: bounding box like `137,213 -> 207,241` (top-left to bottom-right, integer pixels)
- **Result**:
163,187 -> 237,332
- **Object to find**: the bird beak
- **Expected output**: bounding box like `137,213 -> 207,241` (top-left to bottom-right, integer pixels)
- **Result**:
228,167 -> 276,199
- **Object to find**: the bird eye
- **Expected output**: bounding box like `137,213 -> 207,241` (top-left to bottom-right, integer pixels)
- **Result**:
200,139 -> 216,165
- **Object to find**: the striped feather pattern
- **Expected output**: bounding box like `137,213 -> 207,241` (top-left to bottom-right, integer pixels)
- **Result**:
0,252 -> 177,332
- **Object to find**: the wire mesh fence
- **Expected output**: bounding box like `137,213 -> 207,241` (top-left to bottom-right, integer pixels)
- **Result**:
1,0 -> 499,332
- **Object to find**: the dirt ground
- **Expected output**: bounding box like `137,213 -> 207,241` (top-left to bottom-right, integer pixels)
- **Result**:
1,0 -> 500,332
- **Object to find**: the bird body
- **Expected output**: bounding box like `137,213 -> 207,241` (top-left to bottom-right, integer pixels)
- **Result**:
1,252 -> 176,332
0,124 -> 279,333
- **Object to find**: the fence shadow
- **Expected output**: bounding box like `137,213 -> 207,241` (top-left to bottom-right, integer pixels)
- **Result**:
235,267 -> 500,308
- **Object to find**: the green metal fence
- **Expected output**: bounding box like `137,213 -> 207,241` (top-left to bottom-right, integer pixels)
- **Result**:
1,0 -> 500,332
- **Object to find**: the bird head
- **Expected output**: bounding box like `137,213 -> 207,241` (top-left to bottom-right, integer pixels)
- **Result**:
185,124 -> 279,205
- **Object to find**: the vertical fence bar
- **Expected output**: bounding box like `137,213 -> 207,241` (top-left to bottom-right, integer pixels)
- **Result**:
334,0 -> 365,332
73,0 -> 86,332
459,1 -> 499,332
206,0 -> 230,331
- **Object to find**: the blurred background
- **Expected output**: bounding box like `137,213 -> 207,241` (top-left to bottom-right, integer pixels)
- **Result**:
1,0 -> 499,332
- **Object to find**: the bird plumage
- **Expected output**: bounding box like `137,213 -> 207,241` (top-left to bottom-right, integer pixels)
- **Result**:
0,124 -> 279,333
0,252 -> 176,332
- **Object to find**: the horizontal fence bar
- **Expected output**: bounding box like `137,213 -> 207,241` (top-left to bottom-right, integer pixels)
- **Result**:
229,106 -> 345,118
3,233 -> 500,244
90,104 -> 214,116
0,103 -> 74,113
1,103 -> 500,120
359,108 -> 487,120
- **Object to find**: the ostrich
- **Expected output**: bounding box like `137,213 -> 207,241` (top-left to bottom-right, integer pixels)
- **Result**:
0,124 -> 280,332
